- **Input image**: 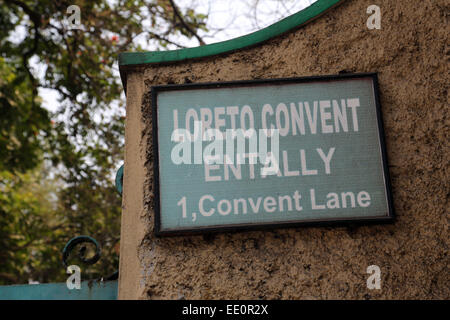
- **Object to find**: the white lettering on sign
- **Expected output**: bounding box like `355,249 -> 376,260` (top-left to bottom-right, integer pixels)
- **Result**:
173,98 -> 361,137
179,188 -> 372,222
170,96 -> 372,222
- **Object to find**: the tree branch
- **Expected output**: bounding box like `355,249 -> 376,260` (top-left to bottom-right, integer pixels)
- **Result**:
0,272 -> 17,283
5,0 -> 41,27
168,0 -> 206,46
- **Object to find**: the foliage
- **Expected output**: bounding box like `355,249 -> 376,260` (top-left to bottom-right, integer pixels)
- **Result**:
0,166 -> 67,283
0,0 -> 207,284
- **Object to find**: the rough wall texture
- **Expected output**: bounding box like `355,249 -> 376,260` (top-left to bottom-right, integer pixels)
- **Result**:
119,0 -> 449,299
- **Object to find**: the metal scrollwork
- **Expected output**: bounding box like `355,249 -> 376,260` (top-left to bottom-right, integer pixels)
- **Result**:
62,165 -> 123,279
62,235 -> 101,267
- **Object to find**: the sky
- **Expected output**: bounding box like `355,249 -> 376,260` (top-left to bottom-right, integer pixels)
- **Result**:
36,0 -> 317,116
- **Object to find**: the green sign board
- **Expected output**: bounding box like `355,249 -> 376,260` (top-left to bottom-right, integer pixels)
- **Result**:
152,73 -> 394,236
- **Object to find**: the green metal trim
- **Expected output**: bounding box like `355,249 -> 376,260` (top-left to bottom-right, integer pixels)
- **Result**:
115,164 -> 123,196
119,0 -> 342,67
0,280 -> 117,300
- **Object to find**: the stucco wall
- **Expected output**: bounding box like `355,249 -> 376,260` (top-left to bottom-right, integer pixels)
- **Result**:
118,0 -> 449,299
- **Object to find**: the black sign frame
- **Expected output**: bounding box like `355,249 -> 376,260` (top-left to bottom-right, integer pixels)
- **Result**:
151,73 -> 395,237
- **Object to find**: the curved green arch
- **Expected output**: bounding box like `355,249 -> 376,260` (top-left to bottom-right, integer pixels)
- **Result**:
119,0 -> 342,67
